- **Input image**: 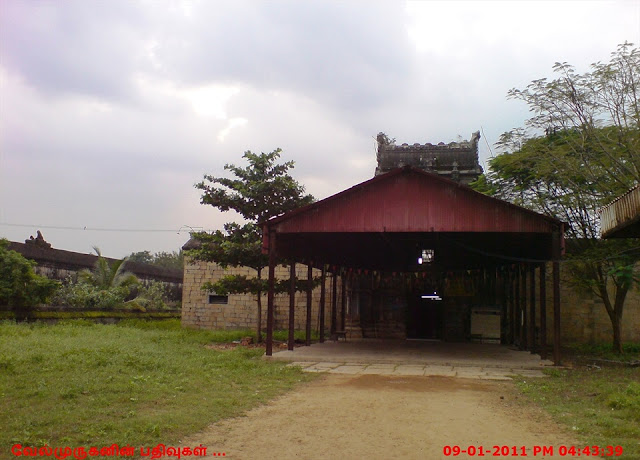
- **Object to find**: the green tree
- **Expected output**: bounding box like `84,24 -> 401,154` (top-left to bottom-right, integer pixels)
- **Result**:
473,43 -> 640,353
128,250 -> 184,270
128,250 -> 154,265
0,238 -> 59,320
189,149 -> 314,341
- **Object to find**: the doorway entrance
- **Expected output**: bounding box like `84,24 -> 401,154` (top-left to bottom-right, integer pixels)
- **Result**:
407,293 -> 444,339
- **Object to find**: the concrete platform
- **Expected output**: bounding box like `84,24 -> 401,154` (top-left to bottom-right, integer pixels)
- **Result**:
284,361 -> 543,379
269,340 -> 554,379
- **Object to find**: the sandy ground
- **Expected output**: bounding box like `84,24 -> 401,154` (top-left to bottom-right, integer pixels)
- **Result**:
184,374 -> 578,460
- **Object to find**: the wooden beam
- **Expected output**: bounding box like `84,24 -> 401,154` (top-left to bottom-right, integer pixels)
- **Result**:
306,264 -> 312,346
266,232 -> 276,357
288,262 -> 295,351
319,266 -> 326,343
539,263 -> 547,359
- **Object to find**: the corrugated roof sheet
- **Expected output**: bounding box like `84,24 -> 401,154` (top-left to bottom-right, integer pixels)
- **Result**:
600,184 -> 640,238
263,167 -> 564,270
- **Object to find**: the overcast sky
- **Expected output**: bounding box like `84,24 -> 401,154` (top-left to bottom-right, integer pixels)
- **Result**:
1,1 -> 639,258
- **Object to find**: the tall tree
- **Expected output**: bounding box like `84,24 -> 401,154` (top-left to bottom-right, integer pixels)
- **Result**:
189,149 -> 314,341
474,43 -> 640,353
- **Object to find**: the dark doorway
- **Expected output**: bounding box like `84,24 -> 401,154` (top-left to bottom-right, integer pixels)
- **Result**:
407,293 -> 444,339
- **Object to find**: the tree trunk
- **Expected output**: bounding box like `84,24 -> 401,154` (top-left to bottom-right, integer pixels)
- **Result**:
612,313 -> 623,354
611,283 -> 628,354
256,268 -> 263,343
596,269 -> 628,355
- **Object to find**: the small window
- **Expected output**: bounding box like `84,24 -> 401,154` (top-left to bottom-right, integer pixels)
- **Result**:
209,294 -> 228,304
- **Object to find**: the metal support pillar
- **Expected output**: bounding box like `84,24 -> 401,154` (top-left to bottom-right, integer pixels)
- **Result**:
521,265 -> 528,350
500,268 -> 508,344
266,232 -> 276,357
306,264 -> 312,346
539,263 -> 547,359
319,266 -> 326,343
513,265 -> 522,349
552,228 -> 562,365
509,268 -> 515,344
340,271 -> 347,331
529,264 -> 536,353
288,262 -> 295,351
330,271 -> 337,339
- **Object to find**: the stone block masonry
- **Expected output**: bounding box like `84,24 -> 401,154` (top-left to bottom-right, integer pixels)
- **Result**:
538,263 -> 640,344
181,257 -> 336,332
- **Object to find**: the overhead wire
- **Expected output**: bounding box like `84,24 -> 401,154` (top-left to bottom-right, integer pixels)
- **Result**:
0,222 -> 211,234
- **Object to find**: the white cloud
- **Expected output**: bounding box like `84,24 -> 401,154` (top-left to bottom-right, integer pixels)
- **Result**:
1,0 -> 639,257
217,117 -> 248,142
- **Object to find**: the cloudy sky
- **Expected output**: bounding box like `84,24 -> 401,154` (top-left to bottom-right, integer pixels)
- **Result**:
1,1 -> 639,258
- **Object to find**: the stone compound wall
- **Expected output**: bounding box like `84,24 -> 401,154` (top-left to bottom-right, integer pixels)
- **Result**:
539,263 -> 640,345
182,257 -> 336,331
9,240 -> 183,301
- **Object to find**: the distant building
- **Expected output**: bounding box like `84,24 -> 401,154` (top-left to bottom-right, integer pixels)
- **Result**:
375,131 -> 483,184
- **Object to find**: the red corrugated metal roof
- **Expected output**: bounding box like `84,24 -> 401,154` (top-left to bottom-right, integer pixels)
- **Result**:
265,166 -> 561,234
261,167 -> 563,270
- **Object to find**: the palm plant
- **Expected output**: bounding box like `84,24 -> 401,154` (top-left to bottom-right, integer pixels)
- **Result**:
78,247 -> 139,290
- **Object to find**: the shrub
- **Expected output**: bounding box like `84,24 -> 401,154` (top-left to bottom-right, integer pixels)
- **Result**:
51,280 -> 130,310
133,280 -> 171,310
0,238 -> 59,319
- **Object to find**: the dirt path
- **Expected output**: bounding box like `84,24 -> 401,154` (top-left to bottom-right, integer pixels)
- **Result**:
186,374 -> 577,459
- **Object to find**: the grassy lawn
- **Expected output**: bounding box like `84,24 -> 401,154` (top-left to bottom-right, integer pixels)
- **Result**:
515,345 -> 640,458
0,320 -> 314,459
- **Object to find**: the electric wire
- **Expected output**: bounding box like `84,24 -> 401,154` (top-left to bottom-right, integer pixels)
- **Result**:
0,222 -> 211,233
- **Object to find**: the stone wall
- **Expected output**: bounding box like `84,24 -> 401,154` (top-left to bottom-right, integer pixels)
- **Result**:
9,240 -> 183,301
182,257 -> 337,331
535,263 -> 640,345
556,267 -> 640,344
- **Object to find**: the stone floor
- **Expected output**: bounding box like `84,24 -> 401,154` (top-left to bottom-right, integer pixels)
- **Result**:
286,361 -> 547,379
269,340 -> 554,379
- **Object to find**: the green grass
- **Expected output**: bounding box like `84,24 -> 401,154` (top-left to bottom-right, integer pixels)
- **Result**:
515,365 -> 640,458
566,342 -> 640,362
0,320 -> 314,458
116,318 -> 320,343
